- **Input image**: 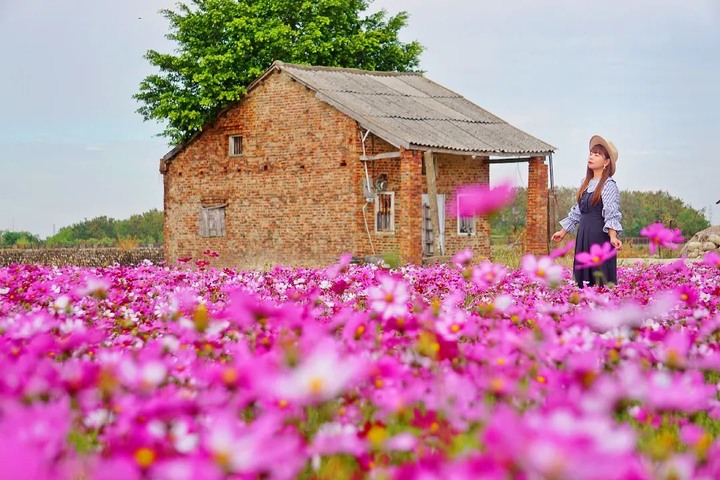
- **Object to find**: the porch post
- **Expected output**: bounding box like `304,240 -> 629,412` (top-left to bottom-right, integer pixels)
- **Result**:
423,151 -> 442,258
526,156 -> 549,255
398,149 -> 423,264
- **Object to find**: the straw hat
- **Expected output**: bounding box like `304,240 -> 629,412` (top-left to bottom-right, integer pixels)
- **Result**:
589,135 -> 618,176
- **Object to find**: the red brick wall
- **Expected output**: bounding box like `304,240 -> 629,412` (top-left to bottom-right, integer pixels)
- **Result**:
352,135 -> 402,260
526,156 -> 549,255
163,70 -> 360,268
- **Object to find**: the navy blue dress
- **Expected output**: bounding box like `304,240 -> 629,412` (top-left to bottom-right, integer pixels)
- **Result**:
573,191 -> 617,288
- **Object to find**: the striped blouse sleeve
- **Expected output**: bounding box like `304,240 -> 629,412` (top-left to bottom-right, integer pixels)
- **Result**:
559,202 -> 581,234
601,179 -> 623,234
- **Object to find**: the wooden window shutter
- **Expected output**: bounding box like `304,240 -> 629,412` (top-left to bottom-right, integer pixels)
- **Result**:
199,203 -> 226,237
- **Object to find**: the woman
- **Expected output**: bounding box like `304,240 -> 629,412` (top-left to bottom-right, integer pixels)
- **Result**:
552,135 -> 623,287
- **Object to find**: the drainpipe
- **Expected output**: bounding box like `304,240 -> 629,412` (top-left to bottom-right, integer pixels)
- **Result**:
359,129 -> 376,255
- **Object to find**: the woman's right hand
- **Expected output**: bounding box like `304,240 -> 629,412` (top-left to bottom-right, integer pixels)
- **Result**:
551,229 -> 567,243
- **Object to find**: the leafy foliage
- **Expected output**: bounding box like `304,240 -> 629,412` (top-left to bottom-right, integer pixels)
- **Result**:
492,187 -> 710,239
45,209 -> 163,247
135,0 -> 424,144
0,231 -> 41,248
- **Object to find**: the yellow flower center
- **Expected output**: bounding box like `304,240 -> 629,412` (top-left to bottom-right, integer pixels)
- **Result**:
134,447 -> 156,468
213,450 -> 231,468
537,269 -> 545,277
490,377 -> 504,392
309,377 -> 324,395
221,367 -> 238,385
367,425 -> 389,448
450,324 -> 460,333
355,325 -> 366,338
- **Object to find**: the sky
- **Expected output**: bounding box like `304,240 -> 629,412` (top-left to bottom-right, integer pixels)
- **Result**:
1,0 -> 719,238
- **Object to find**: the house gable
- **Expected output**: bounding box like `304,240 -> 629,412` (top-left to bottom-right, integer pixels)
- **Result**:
163,69 -> 364,268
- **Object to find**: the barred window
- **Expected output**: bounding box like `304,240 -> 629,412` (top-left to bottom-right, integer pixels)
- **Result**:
229,135 -> 243,156
375,192 -> 395,233
457,194 -> 476,236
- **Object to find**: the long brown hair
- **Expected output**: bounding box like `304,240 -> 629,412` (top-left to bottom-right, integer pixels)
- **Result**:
576,144 -> 611,205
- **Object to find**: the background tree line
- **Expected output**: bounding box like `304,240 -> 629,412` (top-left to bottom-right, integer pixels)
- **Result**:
1,189 -> 709,248
491,187 -> 710,240
0,209 -> 163,248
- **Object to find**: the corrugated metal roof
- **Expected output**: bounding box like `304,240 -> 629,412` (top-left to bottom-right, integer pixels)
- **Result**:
280,62 -> 555,155
162,62 -> 555,166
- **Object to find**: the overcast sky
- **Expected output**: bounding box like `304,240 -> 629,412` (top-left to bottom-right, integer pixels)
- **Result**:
1,0 -> 718,238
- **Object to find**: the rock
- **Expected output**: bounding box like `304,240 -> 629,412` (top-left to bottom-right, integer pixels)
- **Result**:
702,242 -> 717,251
708,234 -> 720,246
685,241 -> 703,251
679,226 -> 720,257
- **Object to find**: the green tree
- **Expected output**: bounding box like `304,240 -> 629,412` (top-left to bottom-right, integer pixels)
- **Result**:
0,231 -> 41,248
45,210 -> 165,247
115,209 -> 164,244
134,0 -> 423,144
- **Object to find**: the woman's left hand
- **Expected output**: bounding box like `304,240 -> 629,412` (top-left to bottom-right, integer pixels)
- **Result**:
610,237 -> 622,250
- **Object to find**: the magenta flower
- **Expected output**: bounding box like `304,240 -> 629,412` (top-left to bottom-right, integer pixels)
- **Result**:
451,181 -> 516,217
451,248 -> 473,268
521,254 -> 565,287
703,251 -> 720,268
470,260 -> 507,289
367,274 -> 410,320
550,240 -> 575,259
640,222 -> 684,254
575,242 -> 616,269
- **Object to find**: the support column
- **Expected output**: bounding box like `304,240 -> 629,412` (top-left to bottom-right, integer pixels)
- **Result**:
526,156 -> 549,256
398,149 -> 423,265
423,151 -> 442,258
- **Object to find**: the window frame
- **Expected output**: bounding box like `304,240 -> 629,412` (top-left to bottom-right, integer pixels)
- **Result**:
199,204 -> 227,238
456,193 -> 476,236
228,135 -> 243,157
374,191 -> 395,234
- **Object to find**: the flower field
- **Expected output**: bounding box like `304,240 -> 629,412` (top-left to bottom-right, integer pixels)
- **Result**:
1,249 -> 720,479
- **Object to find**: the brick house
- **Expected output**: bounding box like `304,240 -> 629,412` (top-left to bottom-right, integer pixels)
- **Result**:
160,61 -> 555,268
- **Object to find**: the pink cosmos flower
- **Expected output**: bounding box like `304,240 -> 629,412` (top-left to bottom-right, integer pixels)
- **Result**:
584,301 -> 644,333
325,252 -> 353,279
521,254 -> 565,287
451,248 -> 473,268
470,260 -> 507,289
640,222 -> 684,254
367,274 -> 410,320
575,242 -> 616,269
451,181 -> 516,217
703,251 -> 720,268
550,240 -> 575,259
274,341 -> 368,404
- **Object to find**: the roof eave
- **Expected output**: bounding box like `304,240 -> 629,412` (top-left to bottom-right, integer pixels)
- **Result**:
407,144 -> 556,157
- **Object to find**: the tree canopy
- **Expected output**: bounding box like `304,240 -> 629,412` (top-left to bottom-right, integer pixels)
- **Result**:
135,0 -> 423,144
44,209 -> 164,247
